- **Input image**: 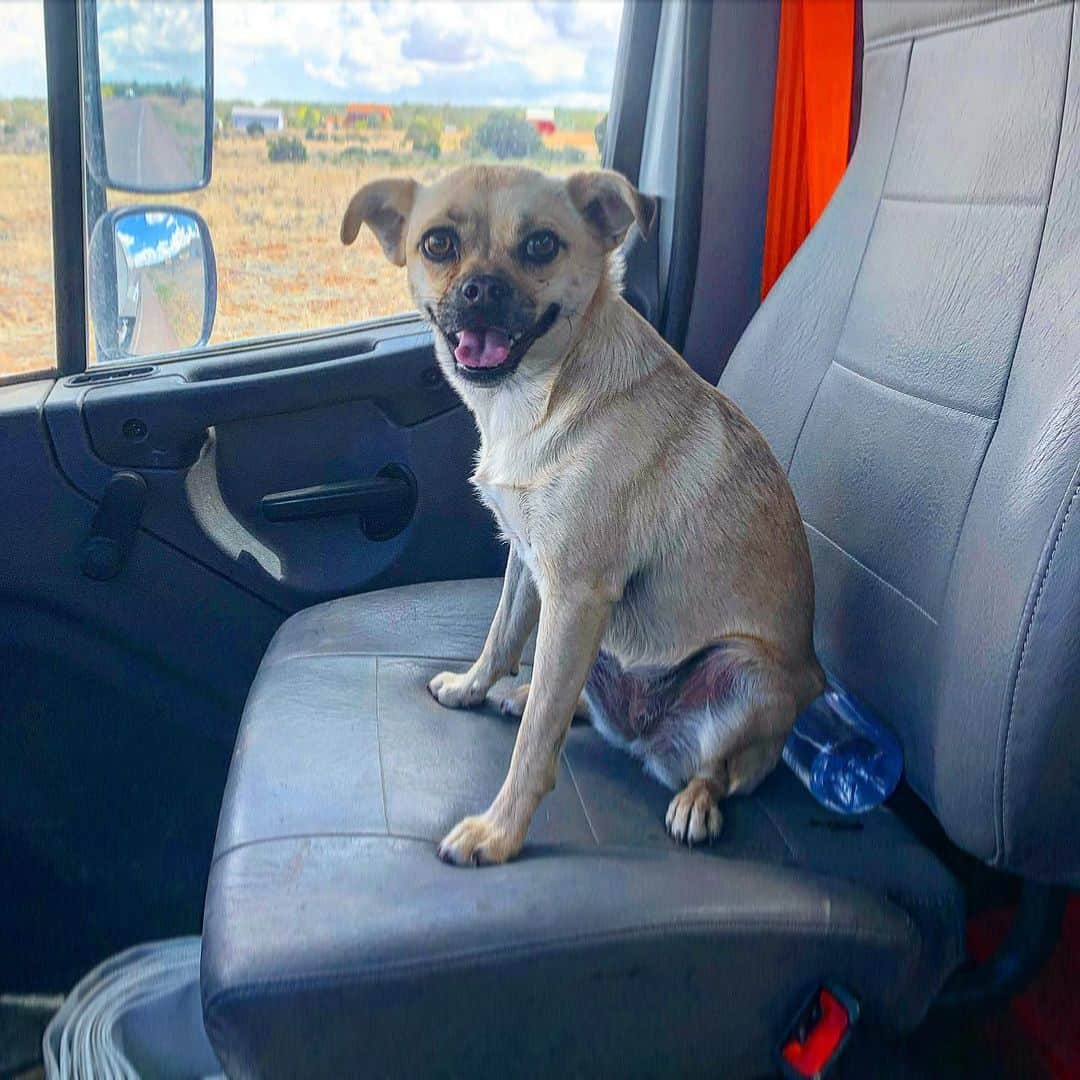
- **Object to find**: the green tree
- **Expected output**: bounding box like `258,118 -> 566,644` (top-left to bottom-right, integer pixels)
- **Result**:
549,146 -> 585,165
473,113 -> 542,159
406,116 -> 443,157
268,135 -> 307,163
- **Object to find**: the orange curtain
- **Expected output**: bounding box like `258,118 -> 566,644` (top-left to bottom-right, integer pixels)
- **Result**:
761,0 -> 856,298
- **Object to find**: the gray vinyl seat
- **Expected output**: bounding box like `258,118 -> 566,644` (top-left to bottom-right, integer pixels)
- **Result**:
202,2 -> 1080,1076
201,582 -> 965,1077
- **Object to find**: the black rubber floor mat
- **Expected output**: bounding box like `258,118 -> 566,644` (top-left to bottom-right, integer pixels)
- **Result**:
0,995 -> 61,1077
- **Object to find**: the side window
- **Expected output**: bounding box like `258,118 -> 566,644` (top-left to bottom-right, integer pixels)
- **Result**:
0,0 -> 54,379
90,0 -> 624,363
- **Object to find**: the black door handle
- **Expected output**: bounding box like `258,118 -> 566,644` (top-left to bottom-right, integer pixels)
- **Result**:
80,470 -> 148,580
260,464 -> 416,540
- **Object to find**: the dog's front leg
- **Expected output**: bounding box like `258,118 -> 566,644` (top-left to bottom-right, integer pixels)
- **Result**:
428,546 -> 539,709
438,583 -> 611,866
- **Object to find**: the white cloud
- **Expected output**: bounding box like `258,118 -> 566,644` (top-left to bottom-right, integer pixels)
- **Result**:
212,0 -> 622,105
97,0 -> 206,85
0,1 -> 48,97
1,0 -> 624,107
129,220 -> 199,267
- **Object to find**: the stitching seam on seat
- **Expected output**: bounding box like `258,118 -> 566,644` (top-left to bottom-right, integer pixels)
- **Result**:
864,0 -> 1066,52
881,192 -> 1044,209
750,798 -> 799,862
803,522 -> 938,625
374,657 -> 389,832
210,831 -> 437,868
831,357 -> 1001,421
260,650 -> 509,667
1000,468 -> 1080,863
784,41 -> 914,474
563,754 -> 600,846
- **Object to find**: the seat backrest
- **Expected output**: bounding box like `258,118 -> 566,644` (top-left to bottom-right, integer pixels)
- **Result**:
720,0 -> 1080,885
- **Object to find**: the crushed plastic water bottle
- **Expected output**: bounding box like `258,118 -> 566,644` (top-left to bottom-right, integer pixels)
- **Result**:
783,685 -> 903,814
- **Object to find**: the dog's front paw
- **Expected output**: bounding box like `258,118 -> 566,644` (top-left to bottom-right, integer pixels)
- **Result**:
428,669 -> 489,709
496,683 -> 590,720
437,814 -> 522,867
665,778 -> 723,847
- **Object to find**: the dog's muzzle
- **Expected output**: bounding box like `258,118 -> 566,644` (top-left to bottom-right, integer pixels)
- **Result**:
429,303 -> 561,385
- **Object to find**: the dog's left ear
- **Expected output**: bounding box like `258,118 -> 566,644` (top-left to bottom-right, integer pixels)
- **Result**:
567,170 -> 656,252
341,177 -> 418,266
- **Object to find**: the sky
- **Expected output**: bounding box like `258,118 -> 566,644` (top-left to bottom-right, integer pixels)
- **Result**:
98,1 -> 207,88
1,0 -> 624,108
117,210 -> 200,268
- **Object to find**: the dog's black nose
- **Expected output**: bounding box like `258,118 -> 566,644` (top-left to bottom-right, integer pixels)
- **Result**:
459,274 -> 512,307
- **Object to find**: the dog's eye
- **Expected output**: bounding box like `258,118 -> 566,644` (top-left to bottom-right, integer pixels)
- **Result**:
521,230 -> 560,265
421,228 -> 457,262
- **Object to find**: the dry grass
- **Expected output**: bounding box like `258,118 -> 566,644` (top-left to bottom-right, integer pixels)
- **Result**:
147,258 -> 206,347
0,134 -> 601,377
0,152 -> 56,376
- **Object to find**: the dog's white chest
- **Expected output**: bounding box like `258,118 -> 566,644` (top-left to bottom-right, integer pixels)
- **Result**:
475,480 -> 542,580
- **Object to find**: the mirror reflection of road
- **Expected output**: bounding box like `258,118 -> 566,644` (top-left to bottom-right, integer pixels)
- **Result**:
130,268 -> 179,355
102,97 -> 194,188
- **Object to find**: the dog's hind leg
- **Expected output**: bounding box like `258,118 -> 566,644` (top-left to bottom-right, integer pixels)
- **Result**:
656,643 -> 801,846
665,727 -> 790,843
724,732 -> 788,795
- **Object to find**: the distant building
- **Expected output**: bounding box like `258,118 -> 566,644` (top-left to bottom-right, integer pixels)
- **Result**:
230,106 -> 285,132
526,106 -> 556,136
344,103 -> 393,127
441,127 -> 469,153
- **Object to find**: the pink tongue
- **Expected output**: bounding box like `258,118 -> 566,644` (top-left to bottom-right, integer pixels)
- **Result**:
454,328 -> 511,368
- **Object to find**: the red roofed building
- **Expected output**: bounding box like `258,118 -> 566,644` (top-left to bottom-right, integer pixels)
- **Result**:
345,103 -> 393,127
526,106 -> 556,136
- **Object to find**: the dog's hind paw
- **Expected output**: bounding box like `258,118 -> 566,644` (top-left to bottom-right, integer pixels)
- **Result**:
428,669 -> 489,709
665,778 -> 723,847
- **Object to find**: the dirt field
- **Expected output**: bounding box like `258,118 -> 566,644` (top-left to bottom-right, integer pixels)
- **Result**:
0,132 -> 601,377
0,151 -> 56,376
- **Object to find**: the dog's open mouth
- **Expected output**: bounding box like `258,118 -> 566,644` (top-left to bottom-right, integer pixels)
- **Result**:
430,304 -> 561,384
454,327 -> 513,369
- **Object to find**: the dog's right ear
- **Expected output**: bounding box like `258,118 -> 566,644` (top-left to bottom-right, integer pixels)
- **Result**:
340,178 -> 418,266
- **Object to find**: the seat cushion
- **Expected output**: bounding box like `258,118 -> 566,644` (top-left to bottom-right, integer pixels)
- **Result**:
202,580 -> 965,1078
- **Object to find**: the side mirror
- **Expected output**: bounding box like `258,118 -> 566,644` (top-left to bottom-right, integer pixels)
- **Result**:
81,0 -> 214,193
89,208 -> 217,360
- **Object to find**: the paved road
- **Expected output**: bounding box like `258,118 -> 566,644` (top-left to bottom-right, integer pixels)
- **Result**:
102,97 -> 196,188
130,272 -> 179,356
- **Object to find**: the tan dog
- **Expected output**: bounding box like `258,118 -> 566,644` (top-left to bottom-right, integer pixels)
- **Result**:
342,165 -> 823,866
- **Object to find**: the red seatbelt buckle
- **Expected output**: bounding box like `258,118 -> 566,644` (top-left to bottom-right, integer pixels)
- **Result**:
779,984 -> 860,1079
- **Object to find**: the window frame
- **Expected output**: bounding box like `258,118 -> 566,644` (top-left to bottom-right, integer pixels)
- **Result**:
25,0 -> 647,387
44,0 -> 87,379
0,0 -> 84,387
